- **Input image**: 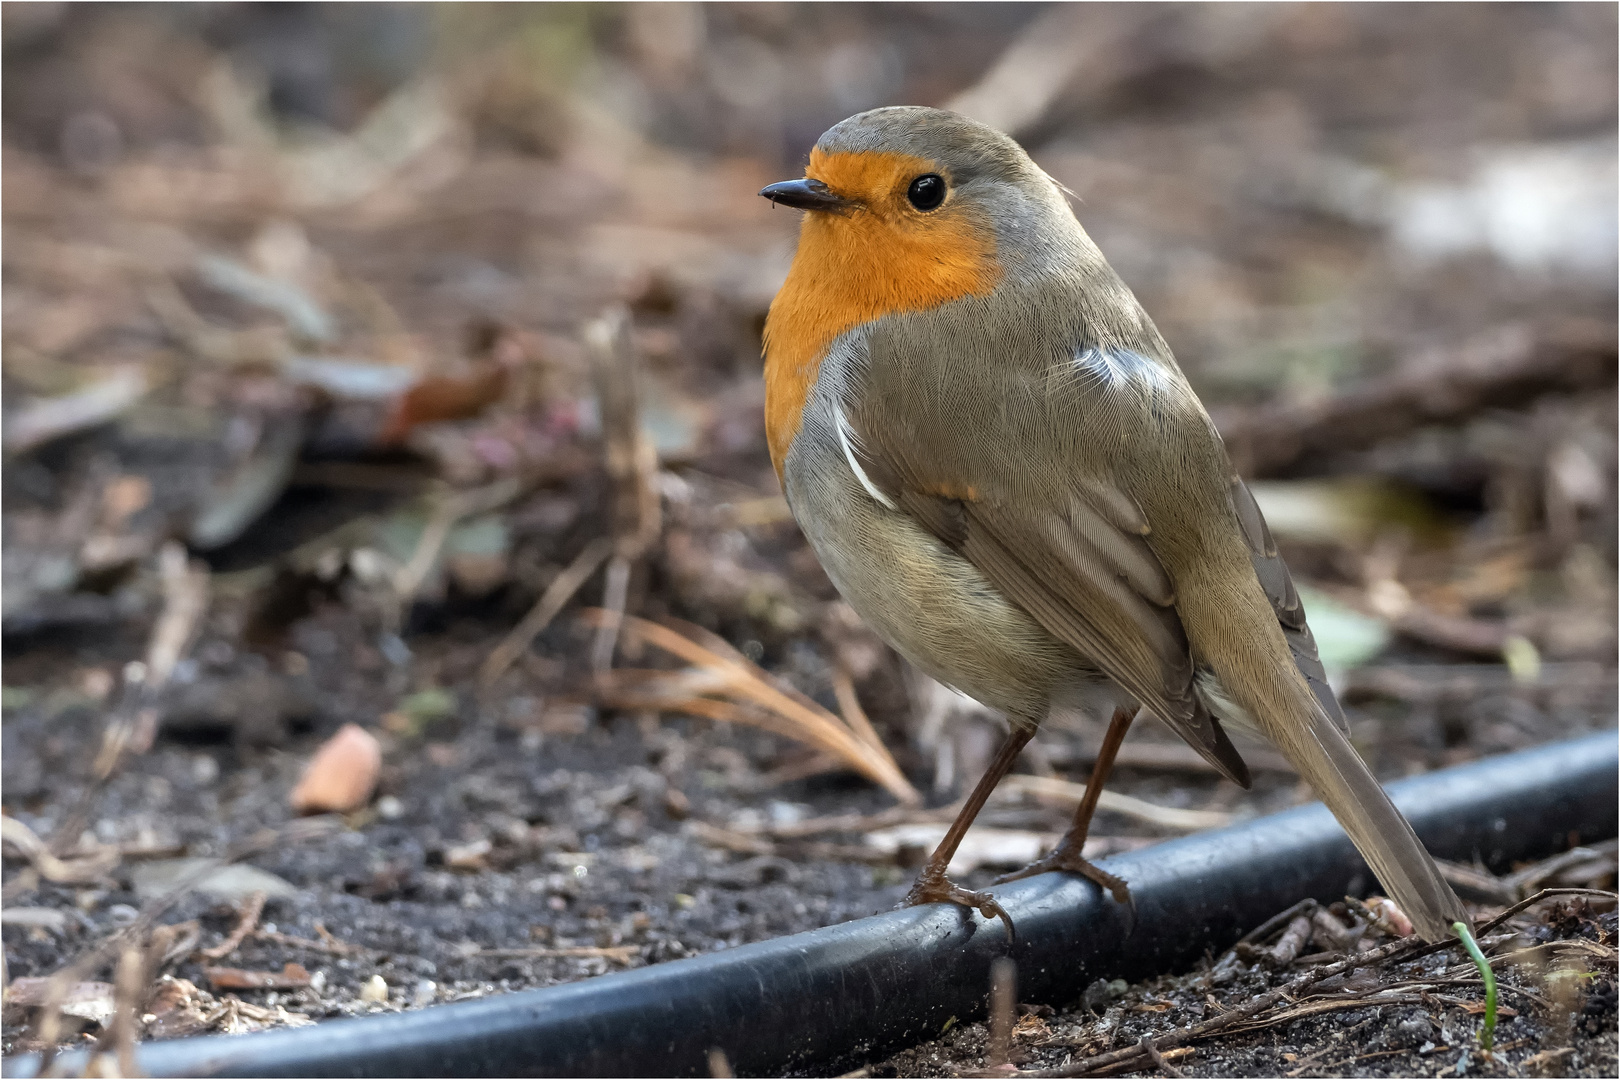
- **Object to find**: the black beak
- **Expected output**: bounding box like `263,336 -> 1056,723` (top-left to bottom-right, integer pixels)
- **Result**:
759,178 -> 855,213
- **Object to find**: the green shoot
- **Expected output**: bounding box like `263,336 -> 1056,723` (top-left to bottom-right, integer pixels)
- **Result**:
1453,920 -> 1496,1051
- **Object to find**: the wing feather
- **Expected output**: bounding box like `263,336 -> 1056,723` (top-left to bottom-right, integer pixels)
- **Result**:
1229,478 -> 1348,732
881,478 -> 1252,787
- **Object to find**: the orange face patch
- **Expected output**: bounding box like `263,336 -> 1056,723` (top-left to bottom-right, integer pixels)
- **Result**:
762,149 -> 1001,478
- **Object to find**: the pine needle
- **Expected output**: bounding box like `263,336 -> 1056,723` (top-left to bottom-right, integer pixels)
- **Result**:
583,610 -> 920,805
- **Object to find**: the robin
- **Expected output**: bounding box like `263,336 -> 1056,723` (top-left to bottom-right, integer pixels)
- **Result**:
758,106 -> 1468,942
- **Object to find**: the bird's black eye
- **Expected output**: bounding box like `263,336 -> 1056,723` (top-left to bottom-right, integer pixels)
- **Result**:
906,174 -> 946,211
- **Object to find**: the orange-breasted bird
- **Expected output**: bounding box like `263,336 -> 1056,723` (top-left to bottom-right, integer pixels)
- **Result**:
758,106 -> 1468,942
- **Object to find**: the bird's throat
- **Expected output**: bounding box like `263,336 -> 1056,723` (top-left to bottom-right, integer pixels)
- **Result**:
762,174 -> 1000,478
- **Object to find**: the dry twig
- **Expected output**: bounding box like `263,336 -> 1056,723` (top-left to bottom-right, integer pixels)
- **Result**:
198,891 -> 268,961
0,817 -> 119,891
480,537 -> 613,685
390,475 -> 526,620
249,928 -> 373,957
41,541 -> 212,869
988,957 -> 1018,1067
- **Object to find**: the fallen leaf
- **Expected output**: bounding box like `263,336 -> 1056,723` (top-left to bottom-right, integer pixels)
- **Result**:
129,859 -> 297,903
189,413 -> 306,550
5,978 -> 117,1026
4,366 -> 148,454
290,723 -> 382,814
380,364 -> 507,445
196,255 -> 336,343
283,355 -> 417,399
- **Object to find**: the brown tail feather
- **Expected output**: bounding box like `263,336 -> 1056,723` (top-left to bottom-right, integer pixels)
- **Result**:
1282,705 -> 1470,942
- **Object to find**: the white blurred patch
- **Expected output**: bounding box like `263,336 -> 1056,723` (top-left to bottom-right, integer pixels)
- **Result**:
1389,141 -> 1618,280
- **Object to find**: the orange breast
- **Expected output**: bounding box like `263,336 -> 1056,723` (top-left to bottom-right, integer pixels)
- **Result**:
762,149 -> 1001,478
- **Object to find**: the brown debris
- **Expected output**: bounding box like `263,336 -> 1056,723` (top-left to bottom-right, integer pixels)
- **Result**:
289,723 -> 382,814
380,363 -> 509,446
202,962 -> 313,991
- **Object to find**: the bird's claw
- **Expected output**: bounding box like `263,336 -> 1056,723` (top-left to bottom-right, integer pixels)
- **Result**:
902,866 -> 1017,941
992,848 -> 1132,907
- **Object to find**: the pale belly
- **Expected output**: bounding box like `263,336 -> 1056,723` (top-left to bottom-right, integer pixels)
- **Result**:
784,431 -> 1100,725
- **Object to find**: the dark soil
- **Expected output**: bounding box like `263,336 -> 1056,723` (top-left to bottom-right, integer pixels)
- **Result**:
875,901 -> 1619,1078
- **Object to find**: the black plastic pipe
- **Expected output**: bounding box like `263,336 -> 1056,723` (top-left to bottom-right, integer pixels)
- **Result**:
7,731 -> 1615,1079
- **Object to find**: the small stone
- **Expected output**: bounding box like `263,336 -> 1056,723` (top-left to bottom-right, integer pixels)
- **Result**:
1397,1013 -> 1432,1042
191,755 -> 219,785
444,838 -> 491,870
376,795 -> 405,820
1082,978 -> 1113,1014
359,975 -> 388,1003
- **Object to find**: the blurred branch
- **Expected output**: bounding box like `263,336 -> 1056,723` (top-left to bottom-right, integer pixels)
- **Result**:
944,6 -> 1108,138
1215,321 -> 1617,477
947,6 -> 1290,141
584,306 -> 662,673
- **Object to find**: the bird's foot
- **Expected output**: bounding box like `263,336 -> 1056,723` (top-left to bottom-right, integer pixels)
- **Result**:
992,846 -> 1131,906
902,865 -> 1016,940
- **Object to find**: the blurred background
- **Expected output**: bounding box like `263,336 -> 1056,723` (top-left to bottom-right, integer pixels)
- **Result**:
3,1 -> 1616,1046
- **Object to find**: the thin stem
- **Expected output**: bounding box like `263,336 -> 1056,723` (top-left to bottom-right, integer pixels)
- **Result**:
1453,920 -> 1496,1051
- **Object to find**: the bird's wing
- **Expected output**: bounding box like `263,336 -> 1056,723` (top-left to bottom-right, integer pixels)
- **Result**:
1227,476 -> 1349,733
839,389 -> 1252,788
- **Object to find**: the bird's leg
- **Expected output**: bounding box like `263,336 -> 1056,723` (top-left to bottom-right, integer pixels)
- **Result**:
902,723 -> 1035,937
993,706 -> 1136,905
